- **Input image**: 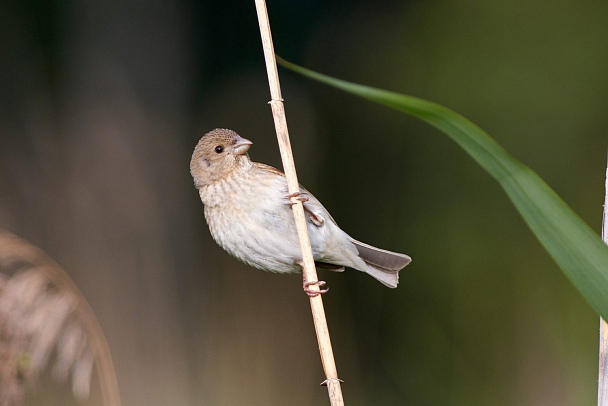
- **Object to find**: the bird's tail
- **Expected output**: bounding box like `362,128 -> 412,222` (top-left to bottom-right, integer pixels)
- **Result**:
351,239 -> 412,288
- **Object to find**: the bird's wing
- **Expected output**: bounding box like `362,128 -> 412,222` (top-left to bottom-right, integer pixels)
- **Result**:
252,162 -> 285,177
253,162 -> 335,228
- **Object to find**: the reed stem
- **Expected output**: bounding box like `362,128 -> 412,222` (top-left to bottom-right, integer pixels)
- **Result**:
254,2 -> 344,404
598,152 -> 608,406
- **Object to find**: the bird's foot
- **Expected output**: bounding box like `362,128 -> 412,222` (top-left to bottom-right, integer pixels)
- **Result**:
286,192 -> 309,206
303,280 -> 328,297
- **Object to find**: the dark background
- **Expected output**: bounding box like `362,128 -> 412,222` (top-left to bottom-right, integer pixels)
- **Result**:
1,0 -> 607,404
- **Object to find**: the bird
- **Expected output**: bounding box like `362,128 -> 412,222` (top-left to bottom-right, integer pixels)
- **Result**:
190,128 -> 411,295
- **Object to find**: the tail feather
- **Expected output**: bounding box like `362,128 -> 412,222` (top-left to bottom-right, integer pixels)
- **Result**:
351,239 -> 411,271
314,261 -> 345,272
350,239 -> 411,288
364,263 -> 400,288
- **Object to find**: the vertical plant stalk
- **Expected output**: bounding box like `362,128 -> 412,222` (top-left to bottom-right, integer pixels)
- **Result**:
253,1 -> 344,405
598,153 -> 608,406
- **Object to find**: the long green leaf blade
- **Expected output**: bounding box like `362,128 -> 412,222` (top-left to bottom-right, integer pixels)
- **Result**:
280,58 -> 608,318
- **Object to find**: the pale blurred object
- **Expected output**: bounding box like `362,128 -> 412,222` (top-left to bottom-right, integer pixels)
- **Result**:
0,229 -> 120,406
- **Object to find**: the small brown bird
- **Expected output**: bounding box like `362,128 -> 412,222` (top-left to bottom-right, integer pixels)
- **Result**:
190,128 -> 411,293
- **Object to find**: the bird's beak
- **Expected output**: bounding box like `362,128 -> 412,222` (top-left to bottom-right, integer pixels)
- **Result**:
233,136 -> 253,156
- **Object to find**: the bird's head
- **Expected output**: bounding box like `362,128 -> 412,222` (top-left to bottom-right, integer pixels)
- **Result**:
190,128 -> 253,188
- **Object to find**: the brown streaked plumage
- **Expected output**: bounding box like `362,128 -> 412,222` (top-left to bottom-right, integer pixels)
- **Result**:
190,128 -> 411,288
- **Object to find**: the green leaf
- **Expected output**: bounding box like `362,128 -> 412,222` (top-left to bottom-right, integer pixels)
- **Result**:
279,57 -> 608,318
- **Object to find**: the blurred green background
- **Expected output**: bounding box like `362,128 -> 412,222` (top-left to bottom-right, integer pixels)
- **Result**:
1,0 -> 607,405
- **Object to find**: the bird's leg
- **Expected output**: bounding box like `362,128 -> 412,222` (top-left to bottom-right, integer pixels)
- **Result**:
300,262 -> 329,297
303,280 -> 328,297
286,191 -> 309,206
303,276 -> 329,297
286,192 -> 325,226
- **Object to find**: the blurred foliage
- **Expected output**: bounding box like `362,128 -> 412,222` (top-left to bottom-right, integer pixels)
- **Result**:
1,0 -> 607,405
281,56 -> 608,324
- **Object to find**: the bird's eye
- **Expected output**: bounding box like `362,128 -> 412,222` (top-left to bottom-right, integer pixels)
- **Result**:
214,145 -> 224,153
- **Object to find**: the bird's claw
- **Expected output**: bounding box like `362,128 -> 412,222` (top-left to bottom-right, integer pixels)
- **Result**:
286,192 -> 309,206
303,280 -> 328,297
